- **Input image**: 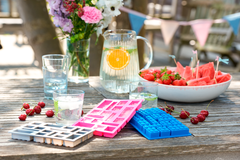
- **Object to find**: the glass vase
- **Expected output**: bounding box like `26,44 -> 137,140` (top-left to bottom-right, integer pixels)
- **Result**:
67,38 -> 90,83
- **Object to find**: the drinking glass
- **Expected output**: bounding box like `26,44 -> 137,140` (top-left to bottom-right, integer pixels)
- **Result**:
129,81 -> 158,109
53,89 -> 85,126
42,54 -> 69,100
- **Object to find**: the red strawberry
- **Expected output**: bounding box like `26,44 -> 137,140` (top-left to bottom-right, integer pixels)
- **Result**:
179,79 -> 187,86
149,69 -> 160,74
19,114 -> 27,121
38,102 -> 45,108
26,109 -> 35,116
22,103 -> 30,109
169,74 -> 175,81
46,110 -> 54,117
162,74 -> 172,85
160,72 -> 166,77
190,117 -> 199,124
34,105 -> 42,114
167,70 -> 172,74
179,110 -> 190,119
155,73 -> 161,78
143,74 -> 155,81
172,80 -> 181,86
155,78 -> 163,84
197,114 -> 206,122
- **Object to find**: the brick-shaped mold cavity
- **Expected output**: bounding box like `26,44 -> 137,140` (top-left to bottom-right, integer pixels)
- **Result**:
106,102 -> 117,110
97,100 -> 112,109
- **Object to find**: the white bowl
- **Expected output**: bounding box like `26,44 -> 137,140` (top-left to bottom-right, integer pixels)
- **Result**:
139,67 -> 232,103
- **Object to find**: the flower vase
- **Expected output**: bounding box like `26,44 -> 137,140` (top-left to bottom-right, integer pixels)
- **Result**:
67,38 -> 90,83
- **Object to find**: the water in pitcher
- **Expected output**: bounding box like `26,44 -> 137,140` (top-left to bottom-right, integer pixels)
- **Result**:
100,46 -> 140,93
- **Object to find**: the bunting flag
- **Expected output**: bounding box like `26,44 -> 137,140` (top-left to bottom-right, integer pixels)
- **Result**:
190,19 -> 213,47
223,12 -> 240,35
128,13 -> 147,35
161,20 -> 179,45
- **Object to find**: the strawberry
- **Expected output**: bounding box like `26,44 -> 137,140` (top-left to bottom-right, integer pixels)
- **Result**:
197,114 -> 206,122
161,74 -> 172,85
46,110 -> 54,117
38,102 -> 45,108
174,73 -> 182,80
19,114 -> 27,121
160,72 -> 166,77
160,67 -> 168,74
143,74 -> 155,81
149,69 -> 160,74
155,73 -> 161,78
34,105 -> 42,114
169,74 -> 175,81
155,78 -> 163,84
22,103 -> 30,109
190,117 -> 199,124
26,109 -> 35,116
172,80 -> 181,86
167,70 -> 172,74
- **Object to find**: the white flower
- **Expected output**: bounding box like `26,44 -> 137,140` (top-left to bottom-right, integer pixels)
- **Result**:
91,0 -> 98,5
96,0 -> 106,8
104,0 -> 123,16
102,16 -> 112,28
96,25 -> 104,37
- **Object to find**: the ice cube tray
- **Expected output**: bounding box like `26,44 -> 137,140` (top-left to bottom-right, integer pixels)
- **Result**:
73,99 -> 143,138
130,108 -> 192,140
9,121 -> 94,147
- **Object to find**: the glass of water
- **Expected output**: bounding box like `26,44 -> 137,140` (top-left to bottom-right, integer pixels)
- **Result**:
53,89 -> 84,126
42,54 -> 69,100
129,81 -> 158,109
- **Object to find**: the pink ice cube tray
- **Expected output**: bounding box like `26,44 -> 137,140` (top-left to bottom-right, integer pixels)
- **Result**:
72,99 -> 143,138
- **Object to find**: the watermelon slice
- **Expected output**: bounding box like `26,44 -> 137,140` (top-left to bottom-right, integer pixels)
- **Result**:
172,79 -> 187,86
182,66 -> 193,81
176,62 -> 184,76
187,76 -> 211,86
207,79 -> 217,85
200,62 -> 215,79
193,67 -> 202,79
217,70 -> 223,75
216,74 -> 231,83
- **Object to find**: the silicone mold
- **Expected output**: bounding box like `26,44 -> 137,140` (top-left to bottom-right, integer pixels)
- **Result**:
9,121 -> 94,147
130,108 -> 192,140
73,99 -> 143,138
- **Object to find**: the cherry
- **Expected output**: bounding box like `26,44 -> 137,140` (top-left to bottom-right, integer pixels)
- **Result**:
19,114 -> 27,121
179,110 -> 190,119
197,114 -> 205,122
26,109 -> 35,116
159,107 -> 165,111
164,102 -> 174,112
190,117 -> 199,124
34,105 -> 42,114
200,100 -> 214,117
38,102 -> 45,108
22,103 -> 30,110
46,110 -> 54,117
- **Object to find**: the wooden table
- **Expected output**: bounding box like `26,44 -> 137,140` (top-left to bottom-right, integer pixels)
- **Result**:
1,76 -> 240,160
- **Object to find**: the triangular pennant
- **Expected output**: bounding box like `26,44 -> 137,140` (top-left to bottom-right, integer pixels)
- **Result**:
128,13 -> 147,35
190,19 -> 213,47
223,12 -> 240,35
161,20 -> 179,45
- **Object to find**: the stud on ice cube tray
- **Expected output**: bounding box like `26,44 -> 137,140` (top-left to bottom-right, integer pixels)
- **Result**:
72,99 -> 143,138
130,108 -> 192,140
9,121 -> 94,147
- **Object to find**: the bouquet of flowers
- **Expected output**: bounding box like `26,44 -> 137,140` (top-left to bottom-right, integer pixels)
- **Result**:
48,0 -> 123,42
47,0 -> 123,82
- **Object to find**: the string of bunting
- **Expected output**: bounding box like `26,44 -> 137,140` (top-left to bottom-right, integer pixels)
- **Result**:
120,6 -> 240,46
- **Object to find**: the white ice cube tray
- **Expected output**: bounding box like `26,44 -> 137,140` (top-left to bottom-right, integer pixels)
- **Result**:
9,121 -> 95,147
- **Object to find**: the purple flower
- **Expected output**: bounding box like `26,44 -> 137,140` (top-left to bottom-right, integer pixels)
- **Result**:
48,0 -> 62,10
53,16 -> 65,27
60,2 -> 69,15
62,18 -> 73,33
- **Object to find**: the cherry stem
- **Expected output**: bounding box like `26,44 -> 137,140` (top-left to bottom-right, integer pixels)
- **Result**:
181,108 -> 191,118
206,100 -> 214,110
165,106 -> 180,114
26,106 -> 37,117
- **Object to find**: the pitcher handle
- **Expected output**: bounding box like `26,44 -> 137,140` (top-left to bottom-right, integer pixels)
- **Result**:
136,36 -> 153,70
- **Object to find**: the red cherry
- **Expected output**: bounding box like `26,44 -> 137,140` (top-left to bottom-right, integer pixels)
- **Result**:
26,109 -> 35,116
22,103 -> 30,109
34,105 -> 42,114
190,117 -> 199,124
197,114 -> 206,122
179,110 -> 190,119
159,107 -> 165,111
166,105 -> 174,112
200,110 -> 209,117
46,110 -> 54,117
38,102 -> 45,108
19,114 -> 27,121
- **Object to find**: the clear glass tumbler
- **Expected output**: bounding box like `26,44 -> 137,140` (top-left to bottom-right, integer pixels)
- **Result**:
53,89 -> 85,126
42,54 -> 69,100
129,81 -> 158,109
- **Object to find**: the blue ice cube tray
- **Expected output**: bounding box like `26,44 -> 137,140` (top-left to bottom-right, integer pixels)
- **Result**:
129,108 -> 192,140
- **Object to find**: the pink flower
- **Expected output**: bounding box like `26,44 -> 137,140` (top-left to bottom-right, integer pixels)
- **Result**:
81,6 -> 102,24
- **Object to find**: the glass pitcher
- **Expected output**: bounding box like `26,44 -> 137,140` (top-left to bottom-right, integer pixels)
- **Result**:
100,29 -> 153,94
